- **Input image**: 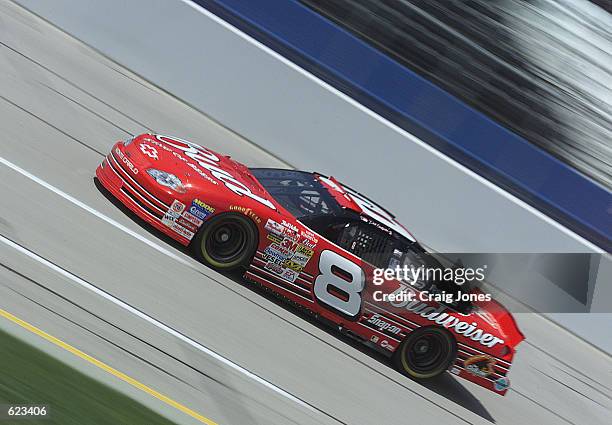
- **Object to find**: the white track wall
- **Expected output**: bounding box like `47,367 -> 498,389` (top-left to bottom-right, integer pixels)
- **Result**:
13,0 -> 611,350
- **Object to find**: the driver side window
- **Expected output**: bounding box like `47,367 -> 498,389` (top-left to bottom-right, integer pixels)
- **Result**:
334,222 -> 395,269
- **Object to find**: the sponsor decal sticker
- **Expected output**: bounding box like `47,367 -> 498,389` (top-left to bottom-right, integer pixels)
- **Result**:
272,243 -> 294,257
229,205 -> 261,224
139,143 -> 158,160
380,340 -> 395,351
366,314 -> 402,335
181,211 -> 203,227
171,222 -> 195,240
281,268 -> 298,283
162,200 -> 186,227
282,228 -> 299,242
267,233 -> 283,244
370,335 -> 380,343
282,220 -> 298,232
189,199 -> 214,220
176,216 -> 198,232
264,261 -> 284,274
300,238 -> 317,249
464,355 -> 496,378
114,147 -> 138,174
289,252 -> 311,267
170,200 -> 185,214
261,221 -> 317,283
264,219 -> 284,235
264,255 -> 284,266
264,244 -> 291,261
264,260 -> 299,283
193,198 -> 214,211
300,229 -> 319,244
162,210 -> 181,227
295,245 -> 314,257
282,259 -> 304,273
264,219 -> 301,241
494,377 -> 510,392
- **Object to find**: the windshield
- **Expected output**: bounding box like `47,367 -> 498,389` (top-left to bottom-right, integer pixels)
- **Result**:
249,168 -> 341,219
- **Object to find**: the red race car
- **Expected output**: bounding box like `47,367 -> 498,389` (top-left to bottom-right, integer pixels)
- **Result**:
96,133 -> 524,395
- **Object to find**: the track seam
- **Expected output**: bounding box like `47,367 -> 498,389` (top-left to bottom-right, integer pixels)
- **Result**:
0,93 -> 104,156
0,261 -> 317,425
0,40 -> 154,132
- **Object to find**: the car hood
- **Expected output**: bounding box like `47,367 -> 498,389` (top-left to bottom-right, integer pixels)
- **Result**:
133,134 -> 278,210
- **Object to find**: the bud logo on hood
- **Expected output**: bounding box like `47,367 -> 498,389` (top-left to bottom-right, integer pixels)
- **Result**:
156,135 -> 275,210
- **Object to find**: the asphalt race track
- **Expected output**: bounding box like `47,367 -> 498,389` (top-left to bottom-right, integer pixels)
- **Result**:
0,2 -> 610,424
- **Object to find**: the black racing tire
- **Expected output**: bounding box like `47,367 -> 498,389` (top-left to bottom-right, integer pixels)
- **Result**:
393,326 -> 457,379
192,213 -> 258,271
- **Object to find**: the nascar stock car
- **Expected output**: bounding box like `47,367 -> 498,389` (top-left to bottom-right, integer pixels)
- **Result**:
96,133 -> 524,395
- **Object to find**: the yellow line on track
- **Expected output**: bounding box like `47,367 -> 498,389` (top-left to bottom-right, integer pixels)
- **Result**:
0,308 -> 218,425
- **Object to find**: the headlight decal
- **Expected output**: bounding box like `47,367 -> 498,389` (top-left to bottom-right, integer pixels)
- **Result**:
146,169 -> 186,193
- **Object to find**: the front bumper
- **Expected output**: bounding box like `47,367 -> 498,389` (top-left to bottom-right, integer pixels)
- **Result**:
96,144 -> 192,246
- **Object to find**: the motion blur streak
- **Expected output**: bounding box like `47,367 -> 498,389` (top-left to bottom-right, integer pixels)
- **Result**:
301,0 -> 612,188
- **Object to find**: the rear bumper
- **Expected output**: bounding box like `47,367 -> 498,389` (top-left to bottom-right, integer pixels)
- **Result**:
450,342 -> 514,395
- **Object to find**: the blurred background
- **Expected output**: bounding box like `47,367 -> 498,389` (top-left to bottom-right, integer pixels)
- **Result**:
301,0 -> 612,189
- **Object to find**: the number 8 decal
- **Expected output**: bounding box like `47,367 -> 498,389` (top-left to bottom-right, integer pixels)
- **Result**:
314,250 -> 365,317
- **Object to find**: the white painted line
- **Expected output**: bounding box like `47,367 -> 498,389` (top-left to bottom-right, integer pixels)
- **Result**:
180,0 -> 603,253
0,156 -> 192,265
0,155 -> 314,412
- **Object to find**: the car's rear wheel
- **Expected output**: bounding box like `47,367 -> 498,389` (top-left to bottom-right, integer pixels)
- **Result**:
192,213 -> 258,271
393,326 -> 457,379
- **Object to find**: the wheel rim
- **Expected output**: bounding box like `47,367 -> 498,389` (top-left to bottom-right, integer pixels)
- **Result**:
204,221 -> 248,264
404,331 -> 449,373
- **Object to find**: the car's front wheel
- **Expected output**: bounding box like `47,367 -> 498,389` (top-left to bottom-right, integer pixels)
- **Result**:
192,213 -> 258,271
393,326 -> 457,379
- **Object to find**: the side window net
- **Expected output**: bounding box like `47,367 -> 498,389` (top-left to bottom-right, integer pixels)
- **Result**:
337,222 -> 395,269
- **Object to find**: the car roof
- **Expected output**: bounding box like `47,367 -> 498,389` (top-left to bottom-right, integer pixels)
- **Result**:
249,168 -> 415,243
